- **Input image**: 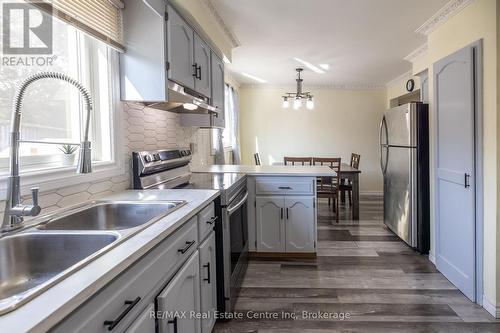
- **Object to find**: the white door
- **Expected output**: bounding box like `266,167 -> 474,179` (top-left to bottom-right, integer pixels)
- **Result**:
125,303 -> 156,333
199,233 -> 217,333
434,44 -> 477,301
157,253 -> 201,333
285,196 -> 315,252
256,196 -> 285,252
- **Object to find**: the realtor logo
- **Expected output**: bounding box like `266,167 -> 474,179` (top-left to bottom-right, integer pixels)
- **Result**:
2,2 -> 52,54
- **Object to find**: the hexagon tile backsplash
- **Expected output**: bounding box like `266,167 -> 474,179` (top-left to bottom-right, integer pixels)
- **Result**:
0,102 -> 213,222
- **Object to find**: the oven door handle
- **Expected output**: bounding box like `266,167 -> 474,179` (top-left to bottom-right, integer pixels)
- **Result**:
226,192 -> 249,217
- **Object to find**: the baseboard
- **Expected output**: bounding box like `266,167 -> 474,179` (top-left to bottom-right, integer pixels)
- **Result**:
248,251 -> 317,260
482,296 -> 500,318
360,191 -> 383,196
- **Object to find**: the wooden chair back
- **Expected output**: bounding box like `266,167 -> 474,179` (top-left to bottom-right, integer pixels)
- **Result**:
254,153 -> 261,165
350,153 -> 361,169
313,157 -> 341,188
284,156 -> 312,166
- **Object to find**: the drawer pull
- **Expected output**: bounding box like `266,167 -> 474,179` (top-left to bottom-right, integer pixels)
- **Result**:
178,240 -> 196,254
167,316 -> 178,333
103,297 -> 141,331
203,262 -> 211,283
206,216 -> 218,225
278,186 -> 292,190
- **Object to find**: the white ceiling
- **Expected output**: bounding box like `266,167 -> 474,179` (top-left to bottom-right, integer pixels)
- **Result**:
211,0 -> 448,87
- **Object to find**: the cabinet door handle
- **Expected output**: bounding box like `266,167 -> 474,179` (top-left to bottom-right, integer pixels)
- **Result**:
103,297 -> 141,331
192,63 -> 198,77
178,240 -> 196,254
280,207 -> 283,219
167,316 -> 178,333
278,186 -> 292,190
286,207 -> 289,220
465,173 -> 471,188
197,65 -> 202,80
206,216 -> 217,225
203,262 -> 211,283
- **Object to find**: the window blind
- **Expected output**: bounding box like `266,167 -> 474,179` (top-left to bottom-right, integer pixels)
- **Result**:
32,0 -> 125,52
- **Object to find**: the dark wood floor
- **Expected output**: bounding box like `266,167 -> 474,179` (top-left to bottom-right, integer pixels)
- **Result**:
214,196 -> 500,332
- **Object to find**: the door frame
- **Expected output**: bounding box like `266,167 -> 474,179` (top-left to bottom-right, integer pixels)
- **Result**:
433,39 -> 483,303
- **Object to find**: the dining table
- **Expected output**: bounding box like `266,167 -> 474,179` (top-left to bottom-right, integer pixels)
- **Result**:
272,162 -> 361,220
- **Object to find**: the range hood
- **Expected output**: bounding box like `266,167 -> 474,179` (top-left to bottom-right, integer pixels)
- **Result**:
143,81 -> 218,115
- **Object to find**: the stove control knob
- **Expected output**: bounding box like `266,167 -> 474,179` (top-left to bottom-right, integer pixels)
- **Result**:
185,150 -> 191,156
153,153 -> 160,161
144,155 -> 153,163
180,150 -> 186,156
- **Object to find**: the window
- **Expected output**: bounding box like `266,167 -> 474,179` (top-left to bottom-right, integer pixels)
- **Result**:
0,16 -> 116,175
212,84 -> 237,152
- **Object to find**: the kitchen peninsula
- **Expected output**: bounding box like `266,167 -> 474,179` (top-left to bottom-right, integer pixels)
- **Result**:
192,165 -> 336,256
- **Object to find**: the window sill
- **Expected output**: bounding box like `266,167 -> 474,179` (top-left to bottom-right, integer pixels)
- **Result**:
0,161 -> 126,200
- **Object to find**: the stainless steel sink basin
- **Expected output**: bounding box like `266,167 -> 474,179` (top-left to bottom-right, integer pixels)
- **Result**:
39,201 -> 186,231
0,232 -> 119,313
0,199 -> 187,314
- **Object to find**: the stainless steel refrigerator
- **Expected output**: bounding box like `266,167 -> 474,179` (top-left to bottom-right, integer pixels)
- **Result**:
379,102 -> 430,253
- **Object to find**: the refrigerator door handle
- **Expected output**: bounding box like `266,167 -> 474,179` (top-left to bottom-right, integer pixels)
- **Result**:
379,116 -> 389,174
379,116 -> 388,146
380,145 -> 389,175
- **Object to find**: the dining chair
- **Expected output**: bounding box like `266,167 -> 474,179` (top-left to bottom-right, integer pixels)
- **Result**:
254,153 -> 261,165
313,157 -> 341,223
284,156 -> 313,165
340,153 -> 361,206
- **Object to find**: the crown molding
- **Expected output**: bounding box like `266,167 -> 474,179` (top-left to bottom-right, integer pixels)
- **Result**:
404,43 -> 428,63
201,0 -> 241,48
240,82 -> 385,90
415,0 -> 475,35
385,70 -> 413,87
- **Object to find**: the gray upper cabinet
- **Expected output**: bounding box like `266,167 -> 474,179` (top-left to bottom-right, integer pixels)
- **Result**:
194,33 -> 212,98
120,0 -> 167,101
167,6 -> 195,89
211,52 -> 225,128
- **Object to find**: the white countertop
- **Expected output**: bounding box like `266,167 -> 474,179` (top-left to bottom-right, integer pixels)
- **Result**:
0,189 -> 219,333
191,164 -> 336,176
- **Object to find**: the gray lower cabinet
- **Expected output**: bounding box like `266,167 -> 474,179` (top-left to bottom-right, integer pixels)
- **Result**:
51,217 -> 198,333
199,232 -> 217,333
157,252 -> 201,333
256,195 -> 316,253
125,303 -> 156,333
256,196 -> 285,252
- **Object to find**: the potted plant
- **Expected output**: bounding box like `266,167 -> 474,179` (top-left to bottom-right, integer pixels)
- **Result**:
59,144 -> 78,166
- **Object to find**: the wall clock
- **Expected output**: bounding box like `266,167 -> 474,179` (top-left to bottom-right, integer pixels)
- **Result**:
406,79 -> 415,92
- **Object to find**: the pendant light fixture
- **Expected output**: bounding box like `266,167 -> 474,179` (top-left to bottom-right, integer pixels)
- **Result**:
282,68 -> 314,110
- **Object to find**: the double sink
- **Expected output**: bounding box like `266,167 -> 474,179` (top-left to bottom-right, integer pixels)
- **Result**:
0,200 -> 186,315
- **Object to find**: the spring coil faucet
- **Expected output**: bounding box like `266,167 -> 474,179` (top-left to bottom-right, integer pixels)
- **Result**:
2,72 -> 93,231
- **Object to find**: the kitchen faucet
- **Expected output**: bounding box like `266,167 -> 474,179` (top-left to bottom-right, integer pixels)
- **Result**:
1,72 -> 93,231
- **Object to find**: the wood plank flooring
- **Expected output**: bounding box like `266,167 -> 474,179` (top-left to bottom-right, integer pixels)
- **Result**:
214,195 -> 500,332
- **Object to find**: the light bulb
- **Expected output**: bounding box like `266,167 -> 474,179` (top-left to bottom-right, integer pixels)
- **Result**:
282,97 -> 289,108
293,97 -> 302,109
306,97 -> 314,110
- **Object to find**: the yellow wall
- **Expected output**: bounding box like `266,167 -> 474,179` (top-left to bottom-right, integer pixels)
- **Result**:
413,0 -> 498,307
239,87 -> 386,193
386,73 -> 421,108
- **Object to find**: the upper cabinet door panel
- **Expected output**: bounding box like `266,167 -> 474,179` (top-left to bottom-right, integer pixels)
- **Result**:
167,6 -> 195,89
194,33 -> 212,98
211,52 -> 225,128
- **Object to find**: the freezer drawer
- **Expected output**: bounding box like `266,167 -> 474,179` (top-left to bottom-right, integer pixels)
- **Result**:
383,146 -> 416,247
